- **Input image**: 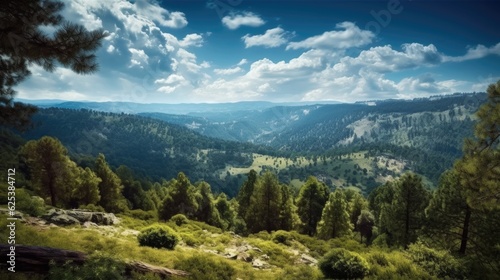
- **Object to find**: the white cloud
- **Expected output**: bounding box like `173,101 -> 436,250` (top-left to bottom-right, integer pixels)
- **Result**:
214,67 -> 243,75
287,22 -> 374,50
242,27 -> 291,48
106,45 -> 115,53
237,59 -> 249,66
179,33 -> 204,48
128,48 -> 149,67
155,74 -> 185,84
222,12 -> 265,30
444,43 -> 500,62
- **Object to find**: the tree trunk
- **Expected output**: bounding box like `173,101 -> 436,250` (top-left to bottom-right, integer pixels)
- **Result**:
0,245 -> 189,277
459,206 -> 472,255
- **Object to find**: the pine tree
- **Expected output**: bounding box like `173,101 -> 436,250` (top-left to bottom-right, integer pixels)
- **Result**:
94,153 -> 126,213
237,169 -> 257,221
317,190 -> 352,240
159,172 -> 198,220
357,210 -> 375,244
390,173 -> 430,248
0,0 -> 106,128
296,176 -> 330,236
21,136 -> 76,207
455,80 -> 500,210
246,171 -> 282,233
215,193 -> 236,231
278,184 -> 298,231
194,181 -> 222,227
72,167 -> 101,207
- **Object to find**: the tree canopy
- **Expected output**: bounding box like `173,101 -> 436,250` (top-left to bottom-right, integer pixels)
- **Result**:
0,0 -> 105,127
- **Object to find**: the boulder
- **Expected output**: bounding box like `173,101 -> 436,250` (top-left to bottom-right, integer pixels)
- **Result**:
50,214 -> 80,225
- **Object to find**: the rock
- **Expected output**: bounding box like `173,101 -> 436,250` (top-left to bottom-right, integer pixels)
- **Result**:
298,253 -> 318,265
252,258 -> 270,269
261,254 -> 270,260
50,214 -> 80,225
66,210 -> 93,222
42,209 -> 119,226
237,252 -> 253,262
82,221 -> 98,228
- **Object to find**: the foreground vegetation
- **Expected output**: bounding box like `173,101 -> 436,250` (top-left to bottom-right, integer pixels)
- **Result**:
0,83 -> 498,279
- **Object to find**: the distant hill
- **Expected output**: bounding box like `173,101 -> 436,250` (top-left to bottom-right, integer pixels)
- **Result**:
10,93 -> 486,194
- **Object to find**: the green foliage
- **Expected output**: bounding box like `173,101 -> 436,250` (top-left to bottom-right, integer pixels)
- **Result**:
170,214 -> 189,226
272,230 -> 293,245
20,136 -> 77,207
455,80 -> 500,210
317,190 -> 352,240
137,224 -> 179,250
94,153 -> 127,213
296,176 -> 329,236
158,172 -> 198,220
16,188 -> 45,217
126,209 -> 158,221
0,0 -> 105,128
174,255 -> 235,280
357,210 -> 375,244
407,242 -> 467,279
318,248 -> 370,279
78,203 -> 105,212
278,265 -> 322,280
48,253 -> 126,280
246,171 -> 282,233
237,169 -> 257,219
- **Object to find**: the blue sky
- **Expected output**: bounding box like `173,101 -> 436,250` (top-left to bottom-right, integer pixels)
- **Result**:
17,0 -> 500,103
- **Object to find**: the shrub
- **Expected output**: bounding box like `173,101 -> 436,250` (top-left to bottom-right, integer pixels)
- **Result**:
174,255 -> 235,280
16,189 -> 45,217
407,242 -> 467,279
48,253 -> 126,280
126,209 -> 157,221
272,230 -> 292,245
170,214 -> 188,226
137,225 -> 179,250
79,203 -> 105,212
318,248 -> 370,279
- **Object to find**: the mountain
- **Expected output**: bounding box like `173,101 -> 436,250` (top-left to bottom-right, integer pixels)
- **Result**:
10,92 -> 486,195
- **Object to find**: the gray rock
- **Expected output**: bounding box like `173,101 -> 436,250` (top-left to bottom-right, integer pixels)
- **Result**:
237,252 -> 253,262
50,214 -> 80,225
66,210 -> 93,222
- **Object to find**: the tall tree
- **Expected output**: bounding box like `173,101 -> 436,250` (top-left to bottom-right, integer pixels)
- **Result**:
296,176 -> 330,236
455,80 -> 500,210
194,181 -> 221,227
215,193 -> 237,231
317,190 -> 352,240
0,0 -> 106,128
21,136 -> 75,207
94,153 -> 126,213
246,171 -> 282,233
278,184 -> 298,231
357,210 -> 375,244
237,169 -> 257,220
390,173 -> 430,248
159,172 -> 198,220
72,167 -> 101,207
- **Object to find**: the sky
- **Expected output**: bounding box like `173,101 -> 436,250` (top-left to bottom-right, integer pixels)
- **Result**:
17,0 -> 500,104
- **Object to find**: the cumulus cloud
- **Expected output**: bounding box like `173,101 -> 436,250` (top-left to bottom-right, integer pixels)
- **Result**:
237,59 -> 249,66
179,33 -> 204,47
214,67 -> 243,75
222,12 -> 265,30
287,22 -> 374,50
242,27 -> 292,48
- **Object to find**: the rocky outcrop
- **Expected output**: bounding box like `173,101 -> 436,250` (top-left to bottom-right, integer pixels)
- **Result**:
42,209 -> 119,226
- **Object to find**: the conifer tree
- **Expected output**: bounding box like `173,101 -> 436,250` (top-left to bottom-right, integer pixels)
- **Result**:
21,136 -> 76,207
94,153 -> 126,213
317,190 -> 352,240
237,169 -> 257,221
195,181 -> 222,227
246,171 -> 282,233
455,80 -> 500,210
296,176 -> 329,236
159,172 -> 198,220
0,0 -> 106,128
72,167 -> 101,207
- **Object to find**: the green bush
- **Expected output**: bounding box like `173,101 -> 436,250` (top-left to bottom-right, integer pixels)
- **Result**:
16,189 -> 45,217
170,214 -> 188,226
174,255 -> 235,280
79,203 -> 105,212
126,209 -> 157,221
137,224 -> 179,250
272,230 -> 292,245
407,242 -> 467,279
48,253 -> 126,280
318,248 -> 370,279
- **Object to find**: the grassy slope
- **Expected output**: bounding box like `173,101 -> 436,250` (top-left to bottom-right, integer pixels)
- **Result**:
0,210 -> 438,280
